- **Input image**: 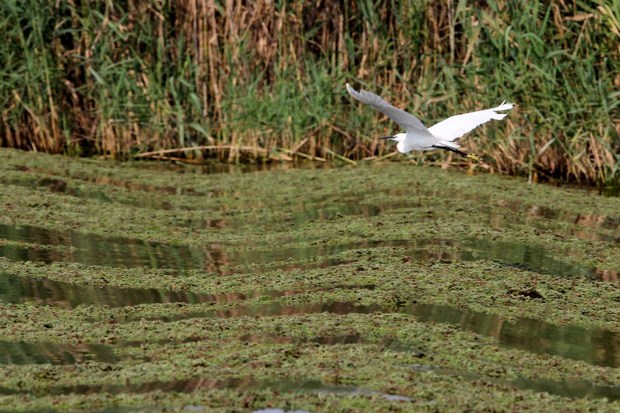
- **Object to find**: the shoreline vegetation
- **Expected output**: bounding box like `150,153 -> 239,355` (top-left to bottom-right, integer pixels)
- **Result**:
1,0 -> 618,185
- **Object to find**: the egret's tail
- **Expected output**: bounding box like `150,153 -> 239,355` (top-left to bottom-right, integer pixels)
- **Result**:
437,139 -> 460,149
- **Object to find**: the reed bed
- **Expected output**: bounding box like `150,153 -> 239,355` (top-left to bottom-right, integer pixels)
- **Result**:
0,0 -> 618,184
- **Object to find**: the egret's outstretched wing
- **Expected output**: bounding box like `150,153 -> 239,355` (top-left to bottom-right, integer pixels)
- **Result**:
428,102 -> 514,142
345,83 -> 429,133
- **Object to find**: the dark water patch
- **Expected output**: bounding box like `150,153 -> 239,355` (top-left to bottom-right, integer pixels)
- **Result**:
0,271 -> 374,309
225,238 -> 464,269
233,333 -> 365,347
78,175 -> 204,197
0,176 -> 182,211
594,268 -> 619,282
142,301 -> 381,323
425,191 -> 619,243
310,334 -> 364,345
231,237 -> 599,280
562,228 -> 618,243
487,207 -> 619,243
0,223 -> 354,274
261,379 -> 411,401
407,303 -> 620,368
513,377 -> 620,402
6,166 -> 206,197
528,207 -> 619,232
0,376 -> 249,397
254,258 -> 357,275
411,363 -> 620,402
491,200 -> 620,242
459,238 -> 596,278
168,160 -> 332,176
177,191 -> 410,230
0,224 -> 226,271
3,366 -> 618,403
0,271 -> 233,308
91,408 -> 151,413
288,191 -> 617,243
287,199 -> 421,225
455,191 -> 620,233
177,217 -> 230,230
206,301 -> 383,321
0,375 -> 408,402
600,181 -> 620,198
0,223 -> 605,281
0,224 -> 412,273
171,300 -> 620,368
0,341 -> 117,365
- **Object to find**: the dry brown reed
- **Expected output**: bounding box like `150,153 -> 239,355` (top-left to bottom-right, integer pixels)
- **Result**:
0,0 -> 618,184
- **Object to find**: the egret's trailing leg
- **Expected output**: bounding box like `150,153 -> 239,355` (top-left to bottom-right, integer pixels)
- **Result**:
432,146 -> 481,162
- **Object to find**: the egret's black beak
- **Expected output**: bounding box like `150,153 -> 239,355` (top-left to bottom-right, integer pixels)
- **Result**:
379,136 -> 393,140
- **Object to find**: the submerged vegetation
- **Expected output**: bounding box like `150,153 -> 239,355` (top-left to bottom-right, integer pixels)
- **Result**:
0,0 -> 619,184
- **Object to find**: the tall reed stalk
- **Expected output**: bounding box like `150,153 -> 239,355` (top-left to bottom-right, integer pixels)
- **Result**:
0,0 -> 618,184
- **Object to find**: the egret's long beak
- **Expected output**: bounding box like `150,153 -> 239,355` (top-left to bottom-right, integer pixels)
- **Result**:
379,136 -> 393,140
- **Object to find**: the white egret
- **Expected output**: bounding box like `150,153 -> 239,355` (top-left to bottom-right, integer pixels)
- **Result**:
345,83 -> 513,161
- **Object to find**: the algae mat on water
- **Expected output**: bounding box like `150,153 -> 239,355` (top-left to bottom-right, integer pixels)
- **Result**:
0,148 -> 619,412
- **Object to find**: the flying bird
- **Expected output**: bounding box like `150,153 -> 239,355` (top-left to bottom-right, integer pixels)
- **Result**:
345,83 -> 513,161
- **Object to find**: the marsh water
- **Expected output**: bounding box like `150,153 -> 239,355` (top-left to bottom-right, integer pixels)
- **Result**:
0,149 -> 619,412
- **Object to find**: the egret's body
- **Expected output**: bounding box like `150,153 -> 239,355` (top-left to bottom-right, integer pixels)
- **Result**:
345,83 -> 513,160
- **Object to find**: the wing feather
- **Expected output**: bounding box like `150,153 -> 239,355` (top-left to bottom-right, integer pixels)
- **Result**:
428,102 -> 514,142
345,83 -> 430,133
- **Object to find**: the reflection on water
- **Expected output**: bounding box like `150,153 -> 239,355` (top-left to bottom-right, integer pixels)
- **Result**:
0,376 -> 251,397
0,176 -> 184,211
7,160 -> 329,197
2,368 -> 618,404
459,238 -> 596,278
499,200 -> 620,231
75,175 -> 204,197
235,333 -> 366,347
0,271 -> 234,308
512,377 -> 620,402
253,409 -> 311,413
205,301 -> 382,321
415,363 -> 620,402
7,164 -> 209,196
1,223 -> 603,280
0,270 -> 374,309
407,303 -> 620,368
488,204 -> 620,243
0,223 -> 227,272
287,199 -> 420,225
181,300 -> 620,369
286,192 -> 618,243
0,341 -> 116,365
195,160 -> 332,175
594,268 -> 619,282
230,237 -> 598,279
0,222 -> 611,312
0,375 -> 409,403
310,334 -> 364,345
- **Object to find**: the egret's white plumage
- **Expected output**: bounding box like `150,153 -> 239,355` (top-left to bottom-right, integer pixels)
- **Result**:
345,83 -> 513,159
